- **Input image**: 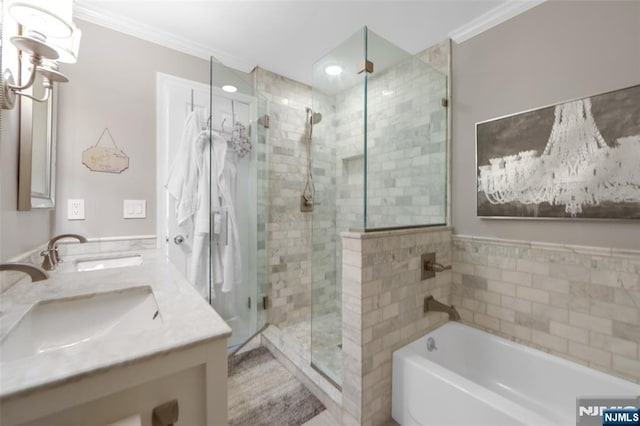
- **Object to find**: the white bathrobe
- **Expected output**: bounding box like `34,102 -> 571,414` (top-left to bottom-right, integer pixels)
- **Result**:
212,132 -> 242,294
166,110 -> 242,300
165,110 -> 210,299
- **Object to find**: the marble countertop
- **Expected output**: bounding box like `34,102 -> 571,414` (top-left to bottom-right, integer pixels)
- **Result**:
0,249 -> 231,400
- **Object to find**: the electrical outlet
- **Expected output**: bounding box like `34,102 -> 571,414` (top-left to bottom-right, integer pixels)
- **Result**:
68,199 -> 85,220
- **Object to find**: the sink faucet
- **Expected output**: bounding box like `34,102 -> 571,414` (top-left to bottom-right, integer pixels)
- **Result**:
424,295 -> 461,321
41,234 -> 88,271
0,263 -> 49,282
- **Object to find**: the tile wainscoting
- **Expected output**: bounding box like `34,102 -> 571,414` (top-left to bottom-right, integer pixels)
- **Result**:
451,235 -> 640,384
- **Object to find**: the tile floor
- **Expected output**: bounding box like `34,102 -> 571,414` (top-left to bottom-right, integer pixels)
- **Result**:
303,410 -> 340,425
280,311 -> 342,385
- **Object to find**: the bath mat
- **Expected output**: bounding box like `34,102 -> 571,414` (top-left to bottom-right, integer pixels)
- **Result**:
228,346 -> 326,426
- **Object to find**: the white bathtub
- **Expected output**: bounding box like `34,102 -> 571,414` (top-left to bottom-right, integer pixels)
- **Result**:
392,322 -> 640,426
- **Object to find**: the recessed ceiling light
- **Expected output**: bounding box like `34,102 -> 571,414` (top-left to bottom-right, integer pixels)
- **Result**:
222,85 -> 237,93
382,89 -> 394,96
324,65 -> 342,76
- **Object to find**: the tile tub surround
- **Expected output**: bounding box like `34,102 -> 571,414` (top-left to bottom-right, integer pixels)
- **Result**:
451,235 -> 640,384
0,248 -> 231,400
341,227 -> 452,426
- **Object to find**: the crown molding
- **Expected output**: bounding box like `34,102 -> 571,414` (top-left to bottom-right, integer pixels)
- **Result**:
449,0 -> 546,43
73,3 -> 255,73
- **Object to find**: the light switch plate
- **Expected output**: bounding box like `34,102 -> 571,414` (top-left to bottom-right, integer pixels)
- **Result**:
123,200 -> 146,219
68,199 -> 85,220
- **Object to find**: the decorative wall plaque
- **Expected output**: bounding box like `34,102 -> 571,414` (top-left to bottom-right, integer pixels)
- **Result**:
82,128 -> 129,173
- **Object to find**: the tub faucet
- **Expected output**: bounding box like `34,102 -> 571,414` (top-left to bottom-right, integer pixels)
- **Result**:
41,233 -> 88,271
0,263 -> 49,282
424,295 -> 461,321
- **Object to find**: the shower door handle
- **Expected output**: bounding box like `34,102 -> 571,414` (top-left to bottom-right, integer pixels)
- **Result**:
173,235 -> 185,245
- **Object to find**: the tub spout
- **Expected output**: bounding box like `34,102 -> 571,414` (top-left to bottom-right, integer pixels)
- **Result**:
424,295 -> 461,321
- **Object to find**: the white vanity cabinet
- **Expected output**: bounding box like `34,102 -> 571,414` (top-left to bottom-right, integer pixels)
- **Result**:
0,337 -> 228,426
0,338 -> 227,426
0,250 -> 232,426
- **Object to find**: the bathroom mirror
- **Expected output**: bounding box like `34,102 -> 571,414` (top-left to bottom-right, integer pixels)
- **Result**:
17,67 -> 58,210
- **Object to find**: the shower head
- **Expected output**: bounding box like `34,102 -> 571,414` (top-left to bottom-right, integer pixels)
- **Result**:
306,107 -> 322,125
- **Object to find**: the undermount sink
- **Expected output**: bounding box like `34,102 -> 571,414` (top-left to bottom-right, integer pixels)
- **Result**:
0,286 -> 162,362
76,254 -> 143,272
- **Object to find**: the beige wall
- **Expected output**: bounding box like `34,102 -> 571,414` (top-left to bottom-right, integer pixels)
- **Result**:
1,11 -> 53,262
54,20 -> 210,238
451,0 -> 640,250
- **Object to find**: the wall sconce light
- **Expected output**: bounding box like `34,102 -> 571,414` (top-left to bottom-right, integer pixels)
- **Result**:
2,0 -> 81,110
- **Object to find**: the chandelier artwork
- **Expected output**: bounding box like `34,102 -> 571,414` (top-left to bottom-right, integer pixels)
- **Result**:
477,85 -> 640,218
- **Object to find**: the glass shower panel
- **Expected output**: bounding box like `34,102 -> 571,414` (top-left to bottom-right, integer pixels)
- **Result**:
310,27 -> 449,387
209,59 -> 269,349
311,27 -> 367,387
255,92 -> 269,330
365,31 -> 448,228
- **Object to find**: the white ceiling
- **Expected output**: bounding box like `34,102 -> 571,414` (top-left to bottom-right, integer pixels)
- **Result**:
74,0 -> 542,86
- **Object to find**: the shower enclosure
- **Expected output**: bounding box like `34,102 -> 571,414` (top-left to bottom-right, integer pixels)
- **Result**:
159,59 -> 269,350
310,27 -> 449,386
161,28 -> 449,390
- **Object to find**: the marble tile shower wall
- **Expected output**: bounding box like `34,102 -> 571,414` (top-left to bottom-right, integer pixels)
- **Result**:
311,95 -> 340,317
451,235 -> 640,384
333,53 -> 448,230
253,40 -> 450,328
341,228 -> 452,425
254,67 -> 314,327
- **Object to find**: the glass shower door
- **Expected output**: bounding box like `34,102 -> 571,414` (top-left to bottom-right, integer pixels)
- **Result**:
208,59 -> 269,349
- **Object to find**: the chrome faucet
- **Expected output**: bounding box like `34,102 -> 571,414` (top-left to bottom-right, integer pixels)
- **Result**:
424,295 -> 461,321
0,263 -> 49,282
41,233 -> 88,271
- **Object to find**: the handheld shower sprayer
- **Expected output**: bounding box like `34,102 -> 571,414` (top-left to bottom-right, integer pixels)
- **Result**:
301,108 -> 321,212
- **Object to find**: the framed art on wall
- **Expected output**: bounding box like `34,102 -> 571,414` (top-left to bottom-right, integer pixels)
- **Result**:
476,84 -> 640,219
